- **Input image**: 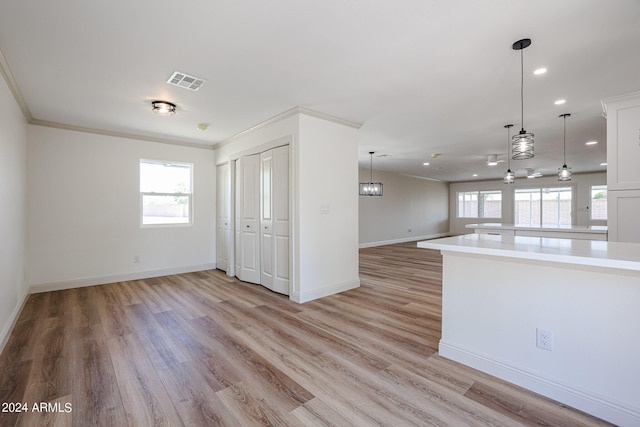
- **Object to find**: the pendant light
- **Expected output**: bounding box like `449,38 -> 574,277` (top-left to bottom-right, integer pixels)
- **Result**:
503,124 -> 515,184
558,113 -> 572,181
359,152 -> 383,196
511,39 -> 534,160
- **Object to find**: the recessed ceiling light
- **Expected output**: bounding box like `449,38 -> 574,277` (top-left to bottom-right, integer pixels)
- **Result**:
151,100 -> 176,116
196,123 -> 209,132
600,162 -> 608,166
423,162 -> 430,166
554,99 -> 566,105
472,174 -> 478,177
585,141 -> 598,145
534,68 -> 547,75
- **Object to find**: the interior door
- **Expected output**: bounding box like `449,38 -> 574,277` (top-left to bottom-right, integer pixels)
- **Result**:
271,145 -> 290,294
260,150 -> 274,289
236,154 -> 261,284
216,163 -> 230,272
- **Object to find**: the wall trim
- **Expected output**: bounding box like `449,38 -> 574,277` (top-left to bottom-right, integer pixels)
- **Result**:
29,263 -> 216,294
218,106 -> 362,148
359,233 -> 450,248
0,286 -> 31,356
291,279 -> 360,304
439,340 -> 640,427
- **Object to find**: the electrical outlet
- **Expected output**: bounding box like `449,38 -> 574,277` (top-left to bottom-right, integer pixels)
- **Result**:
536,328 -> 554,351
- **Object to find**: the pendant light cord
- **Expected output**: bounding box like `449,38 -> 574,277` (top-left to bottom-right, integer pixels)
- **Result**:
563,115 -> 567,165
369,152 -> 373,182
520,48 -> 525,132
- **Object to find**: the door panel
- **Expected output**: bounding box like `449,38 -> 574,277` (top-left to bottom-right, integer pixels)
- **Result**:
236,154 -> 261,284
216,163 -> 230,272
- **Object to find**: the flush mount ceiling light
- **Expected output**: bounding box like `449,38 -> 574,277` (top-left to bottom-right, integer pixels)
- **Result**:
526,168 -> 542,178
359,151 -> 383,196
558,113 -> 572,181
152,100 -> 176,116
487,154 -> 499,166
503,124 -> 515,184
512,38 -> 534,160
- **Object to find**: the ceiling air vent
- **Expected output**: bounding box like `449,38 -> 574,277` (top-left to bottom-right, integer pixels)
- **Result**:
166,71 -> 206,91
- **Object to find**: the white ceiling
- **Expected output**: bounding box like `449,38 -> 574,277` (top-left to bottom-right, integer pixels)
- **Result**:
1,0 -> 639,182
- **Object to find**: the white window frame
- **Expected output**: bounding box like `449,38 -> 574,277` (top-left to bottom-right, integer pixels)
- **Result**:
140,159 -> 193,227
514,185 -> 574,227
457,190 -> 502,219
590,185 -> 607,221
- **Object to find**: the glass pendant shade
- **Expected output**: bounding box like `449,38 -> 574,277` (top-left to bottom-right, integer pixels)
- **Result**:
503,124 -> 515,184
512,130 -> 534,160
558,164 -> 572,181
558,113 -> 572,181
359,151 -> 383,196
503,169 -> 515,184
359,182 -> 383,196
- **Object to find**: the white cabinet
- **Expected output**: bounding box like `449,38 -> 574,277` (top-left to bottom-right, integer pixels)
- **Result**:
602,91 -> 640,242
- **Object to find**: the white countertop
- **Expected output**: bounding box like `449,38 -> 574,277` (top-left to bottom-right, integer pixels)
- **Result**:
466,223 -> 608,234
417,234 -> 640,272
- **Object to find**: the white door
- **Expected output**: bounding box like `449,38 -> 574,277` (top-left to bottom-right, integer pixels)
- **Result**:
236,154 -> 261,284
260,146 -> 290,294
271,145 -> 290,294
216,163 -> 230,272
260,150 -> 274,289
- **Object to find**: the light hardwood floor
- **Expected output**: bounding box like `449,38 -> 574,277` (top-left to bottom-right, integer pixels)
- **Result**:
0,242 -> 611,426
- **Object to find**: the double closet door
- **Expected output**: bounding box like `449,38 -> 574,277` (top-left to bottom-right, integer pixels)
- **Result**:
235,145 -> 290,295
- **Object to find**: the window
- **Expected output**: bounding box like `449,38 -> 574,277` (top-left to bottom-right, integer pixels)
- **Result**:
514,187 -> 572,227
140,160 -> 193,225
457,190 -> 502,218
590,185 -> 607,220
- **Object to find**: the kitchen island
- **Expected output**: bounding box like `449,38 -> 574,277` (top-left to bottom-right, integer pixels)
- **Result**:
418,234 -> 639,426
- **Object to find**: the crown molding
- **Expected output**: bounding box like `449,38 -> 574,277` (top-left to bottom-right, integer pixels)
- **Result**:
29,119 -> 215,150
218,106 -> 362,148
0,48 -> 32,122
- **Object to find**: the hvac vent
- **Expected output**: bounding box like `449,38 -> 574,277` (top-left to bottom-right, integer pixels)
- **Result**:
166,71 -> 206,91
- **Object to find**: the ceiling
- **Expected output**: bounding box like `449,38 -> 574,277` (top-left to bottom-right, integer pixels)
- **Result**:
1,0 -> 638,182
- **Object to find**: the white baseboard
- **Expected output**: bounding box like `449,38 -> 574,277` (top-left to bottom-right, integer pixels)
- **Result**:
29,263 -> 217,294
291,278 -> 360,304
439,340 -> 640,427
359,233 -> 450,249
0,285 -> 30,355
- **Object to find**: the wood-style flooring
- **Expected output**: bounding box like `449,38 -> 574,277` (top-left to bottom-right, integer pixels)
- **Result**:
0,242 -> 611,426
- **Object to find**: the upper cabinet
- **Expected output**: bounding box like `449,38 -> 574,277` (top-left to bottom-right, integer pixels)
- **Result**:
602,91 -> 640,191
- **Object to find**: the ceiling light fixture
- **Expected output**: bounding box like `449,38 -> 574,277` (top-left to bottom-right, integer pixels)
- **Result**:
526,168 -> 542,178
487,154 -> 499,166
503,124 -> 515,184
586,141 -> 598,146
558,113 -> 572,181
512,38 -> 534,160
359,151 -> 383,196
152,100 -> 176,116
196,123 -> 209,132
534,68 -> 547,75
554,99 -> 566,105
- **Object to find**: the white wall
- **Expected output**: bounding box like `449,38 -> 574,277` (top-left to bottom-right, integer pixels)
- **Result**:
449,172 -> 606,235
0,71 -> 28,350
27,126 -> 216,291
214,109 -> 360,303
359,170 -> 449,247
297,114 -> 359,302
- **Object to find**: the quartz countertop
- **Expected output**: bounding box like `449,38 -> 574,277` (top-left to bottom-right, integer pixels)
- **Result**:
418,234 -> 640,272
